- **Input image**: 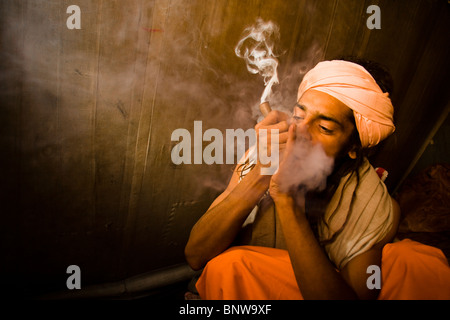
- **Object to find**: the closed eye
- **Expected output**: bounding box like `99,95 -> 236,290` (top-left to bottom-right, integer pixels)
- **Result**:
319,125 -> 334,135
293,104 -> 306,122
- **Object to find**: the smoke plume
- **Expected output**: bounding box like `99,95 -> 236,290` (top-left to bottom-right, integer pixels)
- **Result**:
234,18 -> 280,105
276,125 -> 334,195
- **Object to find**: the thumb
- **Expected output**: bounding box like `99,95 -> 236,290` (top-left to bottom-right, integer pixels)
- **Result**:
286,123 -> 297,150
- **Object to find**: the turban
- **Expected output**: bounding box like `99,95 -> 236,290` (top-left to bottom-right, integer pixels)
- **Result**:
297,60 -> 395,148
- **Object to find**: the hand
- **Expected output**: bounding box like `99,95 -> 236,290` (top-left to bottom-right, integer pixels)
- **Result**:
269,123 -> 297,203
254,110 -> 290,174
270,122 -> 333,204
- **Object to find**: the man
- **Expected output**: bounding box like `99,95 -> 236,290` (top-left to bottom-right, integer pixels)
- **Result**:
185,60 -> 450,300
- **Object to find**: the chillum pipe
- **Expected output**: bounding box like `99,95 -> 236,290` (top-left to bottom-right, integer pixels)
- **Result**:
259,101 -> 272,117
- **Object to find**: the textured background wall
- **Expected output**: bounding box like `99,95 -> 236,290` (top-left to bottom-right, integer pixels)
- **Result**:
0,0 -> 448,297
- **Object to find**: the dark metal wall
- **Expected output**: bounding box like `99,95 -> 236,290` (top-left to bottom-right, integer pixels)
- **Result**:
0,0 -> 449,296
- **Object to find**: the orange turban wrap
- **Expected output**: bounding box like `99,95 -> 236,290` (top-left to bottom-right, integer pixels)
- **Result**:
297,60 -> 395,148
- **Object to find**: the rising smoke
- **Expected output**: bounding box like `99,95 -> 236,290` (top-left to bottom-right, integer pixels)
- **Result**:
234,18 -> 334,198
276,125 -> 334,195
0,0 -> 333,201
234,18 -> 280,105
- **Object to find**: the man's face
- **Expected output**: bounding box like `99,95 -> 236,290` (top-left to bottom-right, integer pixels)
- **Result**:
293,89 -> 356,159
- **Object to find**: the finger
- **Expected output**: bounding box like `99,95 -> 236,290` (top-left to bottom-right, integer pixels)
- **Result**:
256,120 -> 289,138
256,111 -> 278,127
286,123 -> 297,150
274,110 -> 290,122
278,144 -> 287,159
271,120 -> 290,133
290,123 -> 297,139
260,131 -> 289,146
271,131 -> 289,144
256,110 -> 290,128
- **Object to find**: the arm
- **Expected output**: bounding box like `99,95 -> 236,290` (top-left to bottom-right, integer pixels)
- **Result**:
185,110 -> 290,271
270,124 -> 401,299
273,194 -> 358,299
339,197 -> 400,299
185,162 -> 271,270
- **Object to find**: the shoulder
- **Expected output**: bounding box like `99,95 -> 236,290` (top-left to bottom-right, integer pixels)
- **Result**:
358,159 -> 400,242
322,158 -> 399,268
373,196 -> 401,249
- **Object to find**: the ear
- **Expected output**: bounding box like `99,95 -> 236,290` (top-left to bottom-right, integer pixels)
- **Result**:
348,149 -> 357,159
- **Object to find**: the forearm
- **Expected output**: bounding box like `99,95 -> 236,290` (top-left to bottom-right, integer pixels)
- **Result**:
185,168 -> 270,270
274,195 -> 357,299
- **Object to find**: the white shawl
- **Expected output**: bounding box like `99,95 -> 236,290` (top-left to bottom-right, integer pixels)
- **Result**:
319,158 -> 394,269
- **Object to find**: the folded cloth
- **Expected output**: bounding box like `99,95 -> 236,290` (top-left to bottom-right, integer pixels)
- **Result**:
378,239 -> 450,300
319,157 -> 394,269
196,240 -> 450,300
196,245 -> 303,300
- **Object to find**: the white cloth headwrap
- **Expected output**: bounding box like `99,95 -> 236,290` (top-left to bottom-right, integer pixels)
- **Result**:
298,60 -> 395,148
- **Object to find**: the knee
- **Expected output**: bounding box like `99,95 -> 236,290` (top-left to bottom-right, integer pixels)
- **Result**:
196,247 -> 251,297
383,239 -> 447,269
205,246 -> 250,274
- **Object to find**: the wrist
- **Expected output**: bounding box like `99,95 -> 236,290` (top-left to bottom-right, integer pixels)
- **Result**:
230,164 -> 271,205
273,193 -> 295,208
247,162 -> 272,185
273,191 -> 308,221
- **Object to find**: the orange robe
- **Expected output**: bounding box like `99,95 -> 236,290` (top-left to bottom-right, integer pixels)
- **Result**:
196,239 -> 450,300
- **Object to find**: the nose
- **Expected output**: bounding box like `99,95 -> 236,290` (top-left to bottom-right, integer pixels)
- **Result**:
293,123 -> 313,144
291,116 -> 313,139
